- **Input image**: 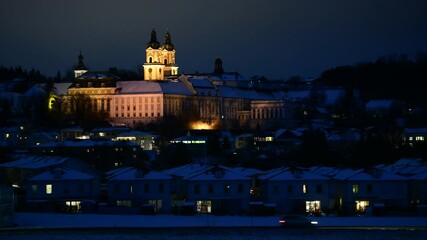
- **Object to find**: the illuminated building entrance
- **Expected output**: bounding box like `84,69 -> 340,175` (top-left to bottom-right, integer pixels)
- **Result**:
196,200 -> 212,213
305,200 -> 321,213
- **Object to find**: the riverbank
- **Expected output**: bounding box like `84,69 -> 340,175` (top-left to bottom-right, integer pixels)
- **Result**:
9,212 -> 427,229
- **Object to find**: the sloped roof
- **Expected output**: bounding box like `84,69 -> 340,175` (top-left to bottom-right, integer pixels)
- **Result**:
327,129 -> 361,142
365,99 -> 396,109
35,140 -> 139,148
218,86 -> 275,100
29,167 -> 93,181
162,163 -> 209,177
188,78 -> 214,88
77,72 -> 119,80
53,82 -> 72,95
186,166 -> 250,181
346,169 -> 407,181
22,84 -> 46,97
108,167 -> 172,181
116,80 -> 194,95
0,155 -> 68,169
259,167 -> 329,181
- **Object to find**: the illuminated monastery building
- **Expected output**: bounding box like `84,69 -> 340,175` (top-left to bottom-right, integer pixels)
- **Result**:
66,29 -> 299,130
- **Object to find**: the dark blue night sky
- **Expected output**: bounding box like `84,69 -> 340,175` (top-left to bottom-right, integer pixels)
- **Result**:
1,0 -> 426,79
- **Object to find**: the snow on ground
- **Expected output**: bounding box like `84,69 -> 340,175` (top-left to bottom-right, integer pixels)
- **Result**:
11,213 -> 427,228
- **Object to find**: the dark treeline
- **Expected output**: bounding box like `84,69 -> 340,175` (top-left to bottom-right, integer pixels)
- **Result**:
0,65 -> 49,82
315,52 -> 427,107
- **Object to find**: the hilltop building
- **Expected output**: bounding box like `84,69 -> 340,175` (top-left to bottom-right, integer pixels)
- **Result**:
62,29 -> 300,130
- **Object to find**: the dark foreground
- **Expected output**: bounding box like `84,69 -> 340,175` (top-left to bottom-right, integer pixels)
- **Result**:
1,227 -> 427,240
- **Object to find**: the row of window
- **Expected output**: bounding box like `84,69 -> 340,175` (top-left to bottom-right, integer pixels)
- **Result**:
116,104 -> 161,112
115,97 -> 162,104
272,184 -> 323,194
193,184 -> 245,194
31,184 -> 85,195
115,112 -> 161,118
114,183 -> 165,194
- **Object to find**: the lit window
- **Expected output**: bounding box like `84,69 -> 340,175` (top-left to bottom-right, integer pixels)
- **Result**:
302,184 -> 307,194
46,184 -> 52,194
5,133 -> 9,139
416,136 -> 424,141
117,200 -> 132,207
352,184 -> 359,194
130,185 -> 134,194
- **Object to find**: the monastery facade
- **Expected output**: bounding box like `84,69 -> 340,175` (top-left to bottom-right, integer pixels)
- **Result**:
65,29 -> 299,130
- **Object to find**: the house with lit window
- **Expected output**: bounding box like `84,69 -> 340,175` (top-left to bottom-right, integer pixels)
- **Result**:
170,132 -> 208,157
259,167 -> 330,215
24,167 -> 99,213
340,168 -> 409,215
105,167 -> 173,214
376,158 -> 427,208
32,139 -> 140,171
401,127 -> 427,147
184,165 -> 252,215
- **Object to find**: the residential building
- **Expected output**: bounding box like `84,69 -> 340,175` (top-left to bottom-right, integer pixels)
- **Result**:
24,167 -> 99,213
106,167 -> 173,213
259,167 -> 330,214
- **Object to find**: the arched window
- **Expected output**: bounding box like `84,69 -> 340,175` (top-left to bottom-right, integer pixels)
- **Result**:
149,57 -> 152,63
164,59 -> 167,65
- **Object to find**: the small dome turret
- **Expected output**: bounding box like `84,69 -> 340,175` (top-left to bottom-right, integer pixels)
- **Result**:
162,31 -> 175,51
213,57 -> 224,75
147,28 -> 161,49
74,51 -> 87,70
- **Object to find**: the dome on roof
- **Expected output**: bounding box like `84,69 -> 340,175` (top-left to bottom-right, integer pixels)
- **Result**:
147,28 -> 161,49
213,57 -> 224,75
74,52 -> 88,70
162,31 -> 175,51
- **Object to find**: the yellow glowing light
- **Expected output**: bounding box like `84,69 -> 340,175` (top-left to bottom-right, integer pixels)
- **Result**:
190,121 -> 217,130
48,95 -> 55,110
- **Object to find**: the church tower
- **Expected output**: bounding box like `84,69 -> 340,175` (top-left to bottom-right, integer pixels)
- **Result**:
143,28 -> 178,80
74,51 -> 88,78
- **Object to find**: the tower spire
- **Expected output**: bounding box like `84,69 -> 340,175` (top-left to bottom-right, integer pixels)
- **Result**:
162,30 -> 175,51
147,27 -> 160,49
74,51 -> 88,78
213,56 -> 224,75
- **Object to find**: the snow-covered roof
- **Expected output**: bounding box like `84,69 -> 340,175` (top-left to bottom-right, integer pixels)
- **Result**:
327,129 -> 361,142
403,128 -> 427,135
222,166 -> 263,177
35,140 -> 139,148
375,158 -> 427,176
188,78 -> 214,88
116,81 -> 194,95
116,131 -> 153,137
365,99 -> 396,109
108,167 -> 172,181
53,82 -> 72,95
162,163 -> 209,177
259,167 -> 329,181
0,155 -> 69,169
274,128 -> 306,139
219,86 -> 275,100
22,84 -> 46,97
77,72 -> 119,80
28,167 -> 93,181
346,169 -> 407,181
186,166 -> 250,181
